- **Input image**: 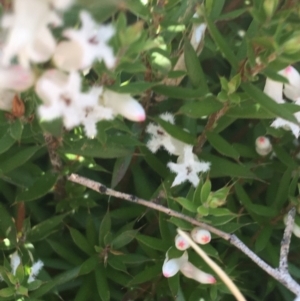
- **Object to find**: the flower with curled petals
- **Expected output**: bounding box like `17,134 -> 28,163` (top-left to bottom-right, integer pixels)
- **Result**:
53,10 -> 115,71
168,145 -> 210,187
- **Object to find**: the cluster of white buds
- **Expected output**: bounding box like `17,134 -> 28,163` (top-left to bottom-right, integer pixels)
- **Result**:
175,227 -> 211,250
255,136 -> 273,156
0,0 -> 145,138
264,66 -> 300,138
146,113 -> 210,187
163,228 -> 214,284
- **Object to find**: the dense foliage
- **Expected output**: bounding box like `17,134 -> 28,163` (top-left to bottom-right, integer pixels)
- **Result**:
1,0 -> 300,300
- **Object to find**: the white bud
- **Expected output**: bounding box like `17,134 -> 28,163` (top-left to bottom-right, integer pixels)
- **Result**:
162,251 -> 188,278
175,234 -> 190,250
255,136 -> 272,156
180,261 -> 216,284
191,227 -> 211,244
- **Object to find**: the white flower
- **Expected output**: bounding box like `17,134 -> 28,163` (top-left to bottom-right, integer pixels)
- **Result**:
263,78 -> 284,104
10,251 -> 21,275
162,251 -> 188,278
50,0 -> 74,10
294,296 -> 300,301
36,70 -> 113,137
1,0 -> 63,67
280,66 -> 300,101
168,145 -> 210,187
100,89 -> 145,122
175,234 -> 190,250
162,251 -> 216,284
28,260 -> 44,283
180,261 -> 216,284
190,13 -> 206,50
53,10 -> 115,71
146,113 -> 185,155
255,136 -> 272,156
191,228 -> 211,245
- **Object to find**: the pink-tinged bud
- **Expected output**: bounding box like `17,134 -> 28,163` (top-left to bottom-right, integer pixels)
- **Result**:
175,234 -> 190,250
263,78 -> 284,104
255,136 -> 272,156
162,251 -> 188,278
180,261 -> 216,284
191,228 -> 211,245
101,89 -> 146,122
280,66 -> 300,101
0,66 -> 34,91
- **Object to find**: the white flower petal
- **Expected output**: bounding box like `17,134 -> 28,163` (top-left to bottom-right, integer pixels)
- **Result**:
180,261 -> 216,284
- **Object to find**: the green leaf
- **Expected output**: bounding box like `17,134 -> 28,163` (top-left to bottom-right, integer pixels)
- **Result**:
16,172 -> 58,202
110,81 -> 154,94
79,255 -> 99,275
274,167 -> 293,209
128,263 -> 161,285
61,139 -> 133,158
0,132 -> 15,155
208,208 -> 235,216
0,203 -> 17,246
95,265 -> 110,301
99,210 -> 111,246
0,146 -> 40,175
184,39 -> 205,88
153,117 -> 195,145
174,197 -> 197,212
204,10 -> 239,69
152,85 -> 204,99
28,280 -> 43,291
206,132 -> 240,160
69,227 -> 94,255
9,119 -> 23,140
0,287 -> 14,297
201,154 -> 257,179
273,146 -> 297,168
241,82 -> 298,124
27,214 -> 67,242
111,229 -> 138,249
178,97 -> 223,118
255,226 -> 273,252
200,179 -> 211,204
137,234 -> 169,252
111,154 -> 132,188
247,204 -> 278,217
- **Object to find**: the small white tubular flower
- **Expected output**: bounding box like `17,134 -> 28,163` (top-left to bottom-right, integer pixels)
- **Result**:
28,260 -> 44,283
263,77 -> 284,104
255,136 -> 272,156
10,251 -> 21,275
280,66 -> 300,101
175,234 -> 190,251
162,251 -> 188,278
190,13 -> 206,50
146,113 -> 185,155
1,0 -> 60,67
100,89 -> 145,122
180,261 -> 216,284
50,0 -> 74,10
0,65 -> 34,91
168,145 -> 210,187
191,228 -> 211,245
54,11 -> 115,71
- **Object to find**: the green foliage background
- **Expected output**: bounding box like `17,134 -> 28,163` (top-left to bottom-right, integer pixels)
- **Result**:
1,0 -> 300,300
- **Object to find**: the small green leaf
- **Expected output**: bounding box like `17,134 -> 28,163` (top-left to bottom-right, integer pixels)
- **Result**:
206,132 -> 240,159
255,226 -> 273,252
111,229 -> 138,249
79,255 -> 99,275
69,227 -> 94,255
9,119 -> 23,140
241,82 -> 298,124
0,132 -> 15,155
128,263 -> 161,286
248,204 -> 278,217
153,85 -> 204,99
111,154 -> 132,188
28,280 -> 43,291
95,265 -> 110,301
178,97 -> 223,118
0,287 -> 14,297
200,179 -> 211,204
136,234 -> 169,252
174,197 -> 197,212
99,210 -> 111,246
16,172 -> 58,202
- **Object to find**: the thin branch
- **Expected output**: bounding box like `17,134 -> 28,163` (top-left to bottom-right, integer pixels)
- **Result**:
279,207 -> 296,272
68,173 -> 300,296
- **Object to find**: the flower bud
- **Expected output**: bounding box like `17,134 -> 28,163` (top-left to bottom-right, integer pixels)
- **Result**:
101,90 -> 146,122
191,227 -> 211,245
255,136 -> 272,156
162,251 -> 188,278
281,66 -> 300,101
175,234 -> 190,250
180,261 -> 216,284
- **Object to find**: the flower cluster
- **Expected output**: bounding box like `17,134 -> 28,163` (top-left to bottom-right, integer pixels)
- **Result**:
264,66 -> 300,138
0,0 -> 145,138
163,228 -> 215,284
146,113 -> 210,187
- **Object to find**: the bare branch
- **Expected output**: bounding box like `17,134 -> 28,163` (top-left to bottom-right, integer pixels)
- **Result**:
68,173 -> 300,296
279,207 -> 296,272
